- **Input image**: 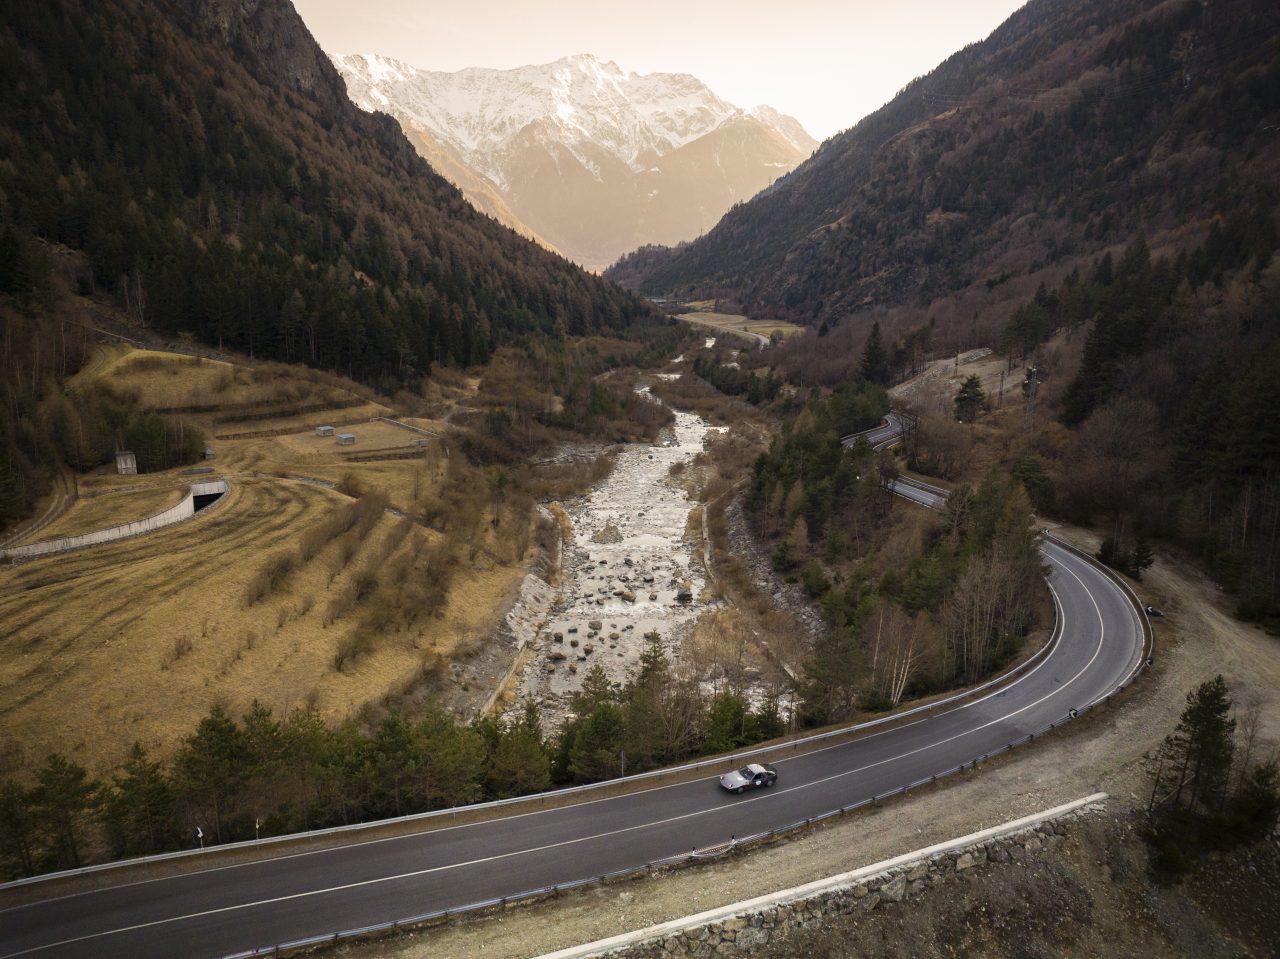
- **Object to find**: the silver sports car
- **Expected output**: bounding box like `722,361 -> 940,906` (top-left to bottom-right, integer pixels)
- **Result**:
719,763 -> 778,793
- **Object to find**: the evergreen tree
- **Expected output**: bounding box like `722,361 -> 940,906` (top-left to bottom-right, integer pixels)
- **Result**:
31,754 -> 99,870
798,630 -> 866,725
859,321 -> 889,386
485,702 -> 551,798
0,780 -> 37,878
703,693 -> 750,753
568,703 -> 627,783
954,375 -> 986,422
102,743 -> 179,857
173,705 -> 250,843
1153,676 -> 1236,815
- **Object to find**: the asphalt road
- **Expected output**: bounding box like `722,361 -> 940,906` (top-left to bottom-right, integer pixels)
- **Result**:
0,417 -> 1146,959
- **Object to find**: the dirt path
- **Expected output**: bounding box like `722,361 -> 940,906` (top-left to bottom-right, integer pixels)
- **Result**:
0,466 -> 77,550
345,527 -> 1278,959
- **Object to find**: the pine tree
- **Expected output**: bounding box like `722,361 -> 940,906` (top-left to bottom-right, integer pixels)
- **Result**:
0,780 -> 37,878
102,743 -> 179,857
31,754 -> 99,869
859,321 -> 889,386
954,375 -> 986,422
173,705 -> 250,843
1153,676 -> 1236,815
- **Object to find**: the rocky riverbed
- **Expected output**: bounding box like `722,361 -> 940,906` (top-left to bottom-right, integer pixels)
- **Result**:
511,389 -> 723,728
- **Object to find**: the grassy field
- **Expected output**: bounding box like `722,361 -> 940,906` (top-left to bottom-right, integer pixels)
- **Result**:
675,303 -> 804,344
0,347 -> 533,776
35,485 -> 190,539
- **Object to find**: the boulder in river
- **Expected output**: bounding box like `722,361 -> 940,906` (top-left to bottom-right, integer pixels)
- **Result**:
588,620 -> 602,631
676,580 -> 694,602
621,591 -> 636,603
591,524 -> 623,544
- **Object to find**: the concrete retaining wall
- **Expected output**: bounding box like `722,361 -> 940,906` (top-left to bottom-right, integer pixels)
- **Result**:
1,479 -> 228,561
539,793 -> 1108,959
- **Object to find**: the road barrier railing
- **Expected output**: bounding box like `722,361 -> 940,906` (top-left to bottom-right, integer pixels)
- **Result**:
1,577 -> 1073,894
14,405 -> 1156,959
218,691 -> 1143,959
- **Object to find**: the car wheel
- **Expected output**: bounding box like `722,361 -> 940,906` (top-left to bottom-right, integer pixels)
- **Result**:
765,779 -> 774,787
736,785 -> 745,794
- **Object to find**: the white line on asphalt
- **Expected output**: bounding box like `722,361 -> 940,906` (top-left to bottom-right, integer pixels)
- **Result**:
1,560 -> 1109,959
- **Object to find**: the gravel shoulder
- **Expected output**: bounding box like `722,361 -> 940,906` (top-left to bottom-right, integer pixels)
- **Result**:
343,526 -> 1280,958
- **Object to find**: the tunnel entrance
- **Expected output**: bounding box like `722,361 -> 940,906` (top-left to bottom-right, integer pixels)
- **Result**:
193,491 -> 225,512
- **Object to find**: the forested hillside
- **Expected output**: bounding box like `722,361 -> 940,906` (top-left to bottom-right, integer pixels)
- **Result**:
0,0 -> 671,526
607,0 -> 1279,329
0,0 -> 658,383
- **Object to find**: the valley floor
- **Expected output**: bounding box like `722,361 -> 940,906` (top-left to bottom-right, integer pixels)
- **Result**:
339,524 -> 1280,958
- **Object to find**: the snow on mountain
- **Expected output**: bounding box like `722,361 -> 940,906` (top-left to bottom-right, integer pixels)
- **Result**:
332,53 -> 817,268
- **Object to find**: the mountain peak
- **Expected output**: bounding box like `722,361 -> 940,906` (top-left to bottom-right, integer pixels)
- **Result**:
332,53 -> 816,268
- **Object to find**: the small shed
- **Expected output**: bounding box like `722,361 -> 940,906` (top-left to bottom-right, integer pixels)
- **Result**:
336,433 -> 356,446
203,447 -> 216,460
315,425 -> 335,437
115,451 -> 138,475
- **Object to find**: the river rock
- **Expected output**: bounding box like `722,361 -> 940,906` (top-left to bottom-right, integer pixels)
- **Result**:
591,524 -> 623,544
622,591 -> 636,603
588,620 -> 602,631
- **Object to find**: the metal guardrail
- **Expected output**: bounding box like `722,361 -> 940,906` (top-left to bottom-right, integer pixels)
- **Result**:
217,681 -> 1147,959
218,549 -> 1151,959
1,583 -> 1073,893
22,408 -> 1156,959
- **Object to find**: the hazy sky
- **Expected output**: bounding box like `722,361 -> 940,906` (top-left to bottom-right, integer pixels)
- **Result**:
292,0 -> 1028,141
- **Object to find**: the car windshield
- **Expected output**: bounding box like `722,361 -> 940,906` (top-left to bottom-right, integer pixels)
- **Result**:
738,767 -> 753,778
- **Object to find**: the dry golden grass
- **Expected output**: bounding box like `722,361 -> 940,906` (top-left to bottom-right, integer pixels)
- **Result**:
273,420 -> 437,456
102,350 -> 235,407
678,309 -> 804,341
0,346 -> 541,776
0,475 -> 526,776
35,485 -> 190,539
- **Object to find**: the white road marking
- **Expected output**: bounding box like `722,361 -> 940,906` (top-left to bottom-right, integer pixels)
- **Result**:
1,555 -> 1111,959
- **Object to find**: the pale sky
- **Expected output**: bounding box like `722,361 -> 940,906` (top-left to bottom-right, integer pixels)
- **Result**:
292,0 -> 1028,141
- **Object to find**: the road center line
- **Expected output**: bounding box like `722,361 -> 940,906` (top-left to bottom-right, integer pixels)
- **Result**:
2,554 -> 1112,959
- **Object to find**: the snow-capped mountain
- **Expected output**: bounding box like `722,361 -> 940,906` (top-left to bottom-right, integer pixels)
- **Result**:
333,53 -> 817,269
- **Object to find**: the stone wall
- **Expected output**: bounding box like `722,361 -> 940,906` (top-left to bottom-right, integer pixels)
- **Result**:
540,794 -> 1107,959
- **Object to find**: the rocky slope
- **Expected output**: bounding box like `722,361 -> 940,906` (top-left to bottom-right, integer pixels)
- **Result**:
333,53 -> 817,269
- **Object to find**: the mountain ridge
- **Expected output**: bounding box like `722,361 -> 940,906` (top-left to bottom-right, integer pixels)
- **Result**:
604,0 -> 1280,328
333,52 -> 817,268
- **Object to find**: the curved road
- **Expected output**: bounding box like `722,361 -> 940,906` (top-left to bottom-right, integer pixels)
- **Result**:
0,418 -> 1146,959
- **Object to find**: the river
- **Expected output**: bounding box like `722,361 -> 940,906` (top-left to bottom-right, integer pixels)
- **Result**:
511,388 -> 722,727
